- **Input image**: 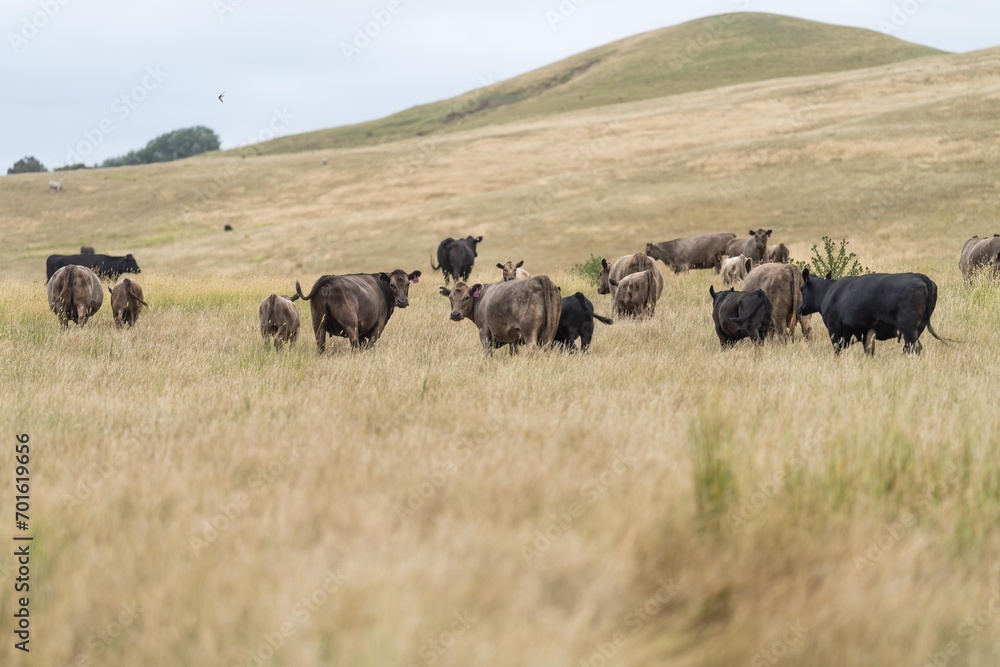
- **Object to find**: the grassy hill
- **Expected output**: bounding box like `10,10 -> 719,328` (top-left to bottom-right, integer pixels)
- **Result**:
244,12 -> 944,156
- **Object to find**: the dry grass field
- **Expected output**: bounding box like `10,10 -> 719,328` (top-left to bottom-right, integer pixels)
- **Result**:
3,18 -> 1000,667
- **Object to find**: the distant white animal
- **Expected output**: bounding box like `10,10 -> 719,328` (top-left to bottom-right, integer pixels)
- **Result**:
496,260 -> 530,282
720,254 -> 752,285
321,157 -> 328,166
48,181 -> 64,192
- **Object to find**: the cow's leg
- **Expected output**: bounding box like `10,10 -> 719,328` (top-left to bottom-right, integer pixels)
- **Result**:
314,315 -> 328,353
479,327 -> 494,353
901,329 -> 922,355
863,329 -> 877,356
579,322 -> 593,352
831,333 -> 849,355
799,314 -> 813,340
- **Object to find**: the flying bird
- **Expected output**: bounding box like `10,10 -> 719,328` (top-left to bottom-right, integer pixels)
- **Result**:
218,92 -> 225,103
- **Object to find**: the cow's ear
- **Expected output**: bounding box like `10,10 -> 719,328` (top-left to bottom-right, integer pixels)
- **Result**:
709,286 -> 716,298
609,278 -> 619,287
748,230 -> 755,236
475,236 -> 483,243
438,286 -> 451,297
377,272 -> 390,283
802,268 -> 810,283
496,263 -> 504,270
601,258 -> 609,270
409,270 -> 421,283
766,229 -> 772,237
744,258 -> 752,274
825,272 -> 832,280
516,260 -> 524,268
471,283 -> 483,298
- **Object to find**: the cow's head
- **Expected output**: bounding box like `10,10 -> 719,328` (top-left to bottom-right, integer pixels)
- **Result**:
124,254 -> 141,274
644,243 -> 659,260
748,229 -> 772,255
466,236 -> 484,257
379,269 -> 421,308
799,268 -> 831,316
597,257 -> 611,294
439,281 -> 481,321
496,260 -> 524,282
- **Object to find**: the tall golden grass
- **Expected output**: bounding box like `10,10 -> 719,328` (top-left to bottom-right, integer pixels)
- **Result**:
2,42 -> 1000,667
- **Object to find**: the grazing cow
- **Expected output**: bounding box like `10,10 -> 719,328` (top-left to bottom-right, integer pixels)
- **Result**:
295,269 -> 421,352
799,269 -> 947,356
645,233 -> 735,273
725,229 -> 772,267
47,265 -> 103,328
439,276 -> 561,353
224,224 -> 233,232
767,243 -> 790,264
108,278 -> 149,328
80,246 -> 95,254
610,269 -> 659,318
554,292 -> 613,352
48,181 -> 64,192
959,235 -> 1000,280
598,253 -> 663,305
742,263 -> 811,340
431,236 -> 483,284
46,253 -> 140,282
709,286 -> 772,347
259,293 -> 300,349
720,254 -> 752,285
496,260 -> 530,282
321,157 -> 328,166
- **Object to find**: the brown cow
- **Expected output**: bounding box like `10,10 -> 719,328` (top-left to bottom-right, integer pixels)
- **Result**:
726,229 -> 772,266
720,254 -> 752,285
767,243 -> 790,264
741,263 -> 811,339
645,233 -> 735,273
598,253 -> 663,303
259,293 -> 300,349
610,269 -> 659,318
439,276 -> 561,353
959,235 -> 1000,280
48,265 -> 103,328
108,278 -> 149,328
295,269 -> 420,352
496,260 -> 530,282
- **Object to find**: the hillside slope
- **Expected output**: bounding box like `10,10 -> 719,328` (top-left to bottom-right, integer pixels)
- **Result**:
244,12 -> 944,156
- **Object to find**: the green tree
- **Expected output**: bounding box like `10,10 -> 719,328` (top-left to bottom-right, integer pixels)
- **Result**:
7,156 -> 47,174
101,126 -> 221,168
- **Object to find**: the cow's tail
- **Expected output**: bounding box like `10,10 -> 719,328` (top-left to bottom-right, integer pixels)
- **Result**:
922,275 -> 958,345
576,292 -> 612,325
295,280 -> 314,301
123,279 -> 150,308
925,321 -> 959,345
539,277 -> 562,345
287,293 -> 300,302
430,254 -> 441,271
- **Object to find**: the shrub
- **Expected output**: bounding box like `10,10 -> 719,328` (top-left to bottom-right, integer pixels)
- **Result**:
795,236 -> 869,279
7,156 -> 47,174
573,254 -> 603,286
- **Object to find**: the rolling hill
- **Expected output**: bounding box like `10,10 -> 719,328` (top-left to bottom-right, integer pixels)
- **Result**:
243,12 -> 945,156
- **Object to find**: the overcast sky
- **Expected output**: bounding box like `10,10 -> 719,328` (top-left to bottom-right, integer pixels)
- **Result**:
2,0 -> 998,172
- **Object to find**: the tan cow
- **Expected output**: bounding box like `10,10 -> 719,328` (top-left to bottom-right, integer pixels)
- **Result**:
496,260 -> 530,282
610,269 -> 659,318
741,263 -> 811,339
259,293 -> 300,349
598,253 -> 663,303
439,276 -> 561,352
109,278 -> 149,328
726,229 -> 772,267
48,265 -> 103,328
720,254 -> 752,285
767,243 -> 790,263
959,235 -> 1000,280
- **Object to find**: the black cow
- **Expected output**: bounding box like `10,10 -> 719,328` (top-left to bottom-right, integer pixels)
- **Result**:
799,269 -> 947,356
709,286 -> 771,347
46,253 -> 140,283
431,236 -> 482,284
554,292 -> 613,352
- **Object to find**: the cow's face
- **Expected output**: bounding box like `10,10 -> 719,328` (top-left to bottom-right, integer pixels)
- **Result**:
748,229 -> 772,255
496,260 -> 523,282
799,268 -> 827,316
439,282 -> 480,321
381,269 -> 421,308
124,254 -> 141,274
597,258 -> 611,295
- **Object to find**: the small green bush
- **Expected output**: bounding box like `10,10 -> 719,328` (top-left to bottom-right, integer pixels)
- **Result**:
573,254 -> 604,286
795,236 -> 869,279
